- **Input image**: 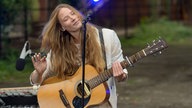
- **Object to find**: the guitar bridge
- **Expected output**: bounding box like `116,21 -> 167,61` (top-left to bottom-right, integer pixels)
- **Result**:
59,89 -> 71,108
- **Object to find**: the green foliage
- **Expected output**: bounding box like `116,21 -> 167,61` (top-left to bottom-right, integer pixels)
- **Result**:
0,48 -> 33,83
121,18 -> 192,46
0,0 -> 31,25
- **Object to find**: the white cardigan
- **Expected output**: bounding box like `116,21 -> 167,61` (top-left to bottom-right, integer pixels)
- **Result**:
97,28 -> 128,108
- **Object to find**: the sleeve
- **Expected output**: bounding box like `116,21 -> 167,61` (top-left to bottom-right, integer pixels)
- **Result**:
110,30 -> 128,74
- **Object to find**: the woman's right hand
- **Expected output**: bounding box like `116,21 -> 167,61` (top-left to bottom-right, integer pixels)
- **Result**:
31,53 -> 47,76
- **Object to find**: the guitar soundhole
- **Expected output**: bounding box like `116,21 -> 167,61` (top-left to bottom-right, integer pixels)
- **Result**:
76,82 -> 91,98
73,82 -> 91,108
72,95 -> 91,108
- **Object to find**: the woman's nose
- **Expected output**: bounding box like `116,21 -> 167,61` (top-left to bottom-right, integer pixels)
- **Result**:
70,15 -> 75,21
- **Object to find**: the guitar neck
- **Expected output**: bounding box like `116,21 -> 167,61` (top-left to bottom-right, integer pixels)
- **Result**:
122,49 -> 147,68
87,49 -> 146,89
87,38 -> 168,89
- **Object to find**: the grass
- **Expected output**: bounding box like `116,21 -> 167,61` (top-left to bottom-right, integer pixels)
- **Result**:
0,48 -> 34,83
0,18 -> 192,84
0,59 -> 33,82
120,18 -> 192,47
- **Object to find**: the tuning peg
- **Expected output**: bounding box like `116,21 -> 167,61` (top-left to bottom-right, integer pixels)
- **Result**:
153,51 -> 162,56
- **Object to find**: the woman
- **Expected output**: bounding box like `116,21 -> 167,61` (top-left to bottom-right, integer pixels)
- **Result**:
30,4 -> 128,108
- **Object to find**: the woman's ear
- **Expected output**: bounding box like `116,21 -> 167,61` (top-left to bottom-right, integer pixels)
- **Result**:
59,25 -> 65,31
61,26 -> 65,31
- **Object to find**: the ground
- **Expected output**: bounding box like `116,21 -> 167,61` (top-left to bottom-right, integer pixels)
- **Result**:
117,44 -> 192,108
0,44 -> 192,108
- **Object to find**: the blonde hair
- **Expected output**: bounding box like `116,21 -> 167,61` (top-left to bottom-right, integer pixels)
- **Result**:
41,4 -> 105,78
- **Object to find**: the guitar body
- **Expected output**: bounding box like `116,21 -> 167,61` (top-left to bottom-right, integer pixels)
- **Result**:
37,65 -> 110,108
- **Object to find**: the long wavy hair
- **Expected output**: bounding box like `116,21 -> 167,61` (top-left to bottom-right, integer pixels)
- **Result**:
40,4 -> 105,79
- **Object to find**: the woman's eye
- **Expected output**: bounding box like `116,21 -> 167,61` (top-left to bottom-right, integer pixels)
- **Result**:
63,17 -> 69,21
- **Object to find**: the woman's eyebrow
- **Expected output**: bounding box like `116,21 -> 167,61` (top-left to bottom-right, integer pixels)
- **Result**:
70,10 -> 74,14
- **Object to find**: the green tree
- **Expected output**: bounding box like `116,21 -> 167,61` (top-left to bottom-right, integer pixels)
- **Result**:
0,0 -> 31,56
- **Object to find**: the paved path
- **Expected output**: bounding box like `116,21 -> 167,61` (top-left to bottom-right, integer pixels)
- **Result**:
117,44 -> 192,108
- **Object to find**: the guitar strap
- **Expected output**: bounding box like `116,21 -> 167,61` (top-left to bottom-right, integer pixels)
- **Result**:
98,28 -> 107,70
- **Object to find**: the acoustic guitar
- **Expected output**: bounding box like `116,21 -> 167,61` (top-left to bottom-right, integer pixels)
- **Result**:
37,38 -> 168,108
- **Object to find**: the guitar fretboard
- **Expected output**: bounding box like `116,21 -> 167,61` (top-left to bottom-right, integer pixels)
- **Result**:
87,49 -> 147,89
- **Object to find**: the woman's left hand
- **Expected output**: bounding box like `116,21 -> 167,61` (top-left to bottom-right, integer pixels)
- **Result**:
112,61 -> 127,82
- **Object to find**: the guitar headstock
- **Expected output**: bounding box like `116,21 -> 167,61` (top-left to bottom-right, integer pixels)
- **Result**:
144,38 -> 168,56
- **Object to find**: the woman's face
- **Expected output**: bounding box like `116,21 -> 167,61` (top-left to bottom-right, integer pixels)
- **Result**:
58,7 -> 82,33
